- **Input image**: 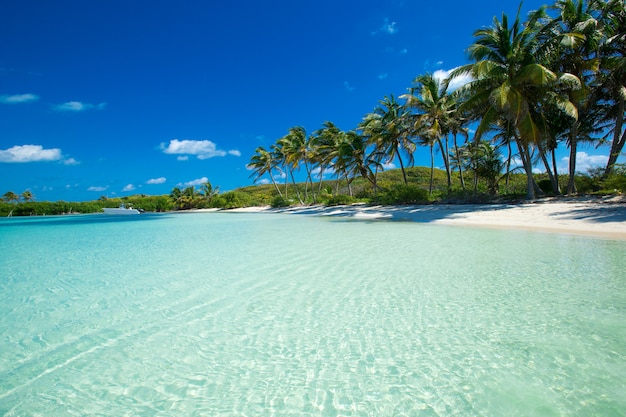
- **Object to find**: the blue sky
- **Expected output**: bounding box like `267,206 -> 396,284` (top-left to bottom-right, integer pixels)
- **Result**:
1,0 -> 611,201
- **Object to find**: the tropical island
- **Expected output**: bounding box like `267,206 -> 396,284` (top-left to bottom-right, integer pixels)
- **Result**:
2,0 -> 625,234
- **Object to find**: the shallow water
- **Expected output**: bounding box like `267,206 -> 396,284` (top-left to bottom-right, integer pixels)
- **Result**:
1,212 -> 625,416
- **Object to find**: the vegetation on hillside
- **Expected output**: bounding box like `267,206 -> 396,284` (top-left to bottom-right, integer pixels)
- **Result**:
2,165 -> 625,216
246,0 -> 626,201
3,0 -> 626,216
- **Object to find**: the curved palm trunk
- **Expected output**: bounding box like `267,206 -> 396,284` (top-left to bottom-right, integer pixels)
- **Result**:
429,144 -> 435,195
436,138 -> 452,190
289,169 -> 303,204
505,142 -> 512,192
566,126 -> 579,194
603,98 -> 625,178
268,171 -> 283,198
453,133 -> 466,190
396,148 -> 408,185
517,142 -> 536,200
551,148 -> 561,195
537,141 -> 559,195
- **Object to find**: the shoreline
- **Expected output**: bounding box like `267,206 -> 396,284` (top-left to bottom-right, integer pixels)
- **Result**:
221,196 -> 626,240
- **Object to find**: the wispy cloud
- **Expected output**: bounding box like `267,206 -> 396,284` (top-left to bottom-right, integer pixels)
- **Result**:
63,157 -> 79,165
87,185 -> 108,192
373,18 -> 398,35
378,73 -> 388,80
146,177 -> 166,185
0,144 -> 62,163
122,184 -> 136,192
54,101 -> 106,112
161,139 -> 237,160
0,93 -> 39,104
344,81 -> 355,92
178,177 -> 209,188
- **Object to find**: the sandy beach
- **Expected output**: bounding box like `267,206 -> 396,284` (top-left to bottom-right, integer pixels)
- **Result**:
225,196 -> 626,240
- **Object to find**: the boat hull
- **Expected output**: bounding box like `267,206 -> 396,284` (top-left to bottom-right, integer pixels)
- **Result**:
102,207 -> 141,215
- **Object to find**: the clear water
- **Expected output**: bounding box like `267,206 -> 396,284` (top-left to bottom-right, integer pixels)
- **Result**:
1,212 -> 625,416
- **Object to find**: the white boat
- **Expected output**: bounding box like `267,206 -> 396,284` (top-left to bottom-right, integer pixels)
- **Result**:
102,204 -> 141,215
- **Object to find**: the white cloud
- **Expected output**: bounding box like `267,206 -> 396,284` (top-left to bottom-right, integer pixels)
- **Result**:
161,139 -> 229,159
382,162 -> 397,170
559,152 -> 608,173
87,186 -> 108,192
146,177 -> 166,184
63,157 -> 79,165
228,149 -> 241,157
256,178 -> 270,185
378,73 -> 388,80
177,155 -> 189,161
0,93 -> 39,104
0,144 -> 62,163
373,18 -> 398,35
178,177 -> 209,187
433,68 -> 473,91
344,81 -> 355,92
54,101 -> 106,112
122,184 -> 135,192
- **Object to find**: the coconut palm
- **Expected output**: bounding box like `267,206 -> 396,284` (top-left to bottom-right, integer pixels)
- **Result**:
21,190 -> 34,202
450,6 -> 579,199
361,95 -> 415,185
596,0 -> 626,177
201,181 -> 220,205
248,146 -> 283,198
311,121 -> 343,195
542,0 -> 604,193
3,191 -> 20,203
402,73 -> 458,191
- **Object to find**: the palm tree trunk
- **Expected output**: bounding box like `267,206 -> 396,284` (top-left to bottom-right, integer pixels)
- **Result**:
397,149 -> 408,185
537,141 -> 559,195
566,129 -> 578,194
551,148 -> 561,195
289,169 -> 303,204
518,142 -> 536,200
453,133 -> 466,190
603,98 -> 625,178
269,172 -> 283,198
429,145 -> 435,195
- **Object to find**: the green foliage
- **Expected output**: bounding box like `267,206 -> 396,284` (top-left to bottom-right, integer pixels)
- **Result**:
211,191 -> 252,209
270,195 -> 291,208
377,184 -> 430,205
327,194 -> 355,206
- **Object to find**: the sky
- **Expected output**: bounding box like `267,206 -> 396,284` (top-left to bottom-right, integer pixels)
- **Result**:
0,0 -> 614,202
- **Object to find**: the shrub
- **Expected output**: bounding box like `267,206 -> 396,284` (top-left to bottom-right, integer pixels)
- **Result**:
378,185 -> 429,205
327,194 -> 355,206
270,196 -> 291,208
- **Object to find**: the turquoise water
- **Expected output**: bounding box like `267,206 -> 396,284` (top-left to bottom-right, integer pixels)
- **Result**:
1,212 -> 625,416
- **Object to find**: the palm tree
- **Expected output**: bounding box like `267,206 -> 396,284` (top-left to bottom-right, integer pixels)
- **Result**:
21,190 -> 34,202
596,0 -> 626,177
274,129 -> 305,204
402,73 -> 457,191
471,141 -> 505,195
311,121 -> 342,195
3,191 -> 20,203
361,95 -> 415,185
543,0 -> 604,194
451,6 -> 579,199
333,131 -> 376,196
248,146 -> 283,198
201,181 -> 220,205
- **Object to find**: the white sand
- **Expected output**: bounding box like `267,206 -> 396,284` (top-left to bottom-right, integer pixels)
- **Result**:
225,196 -> 626,240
